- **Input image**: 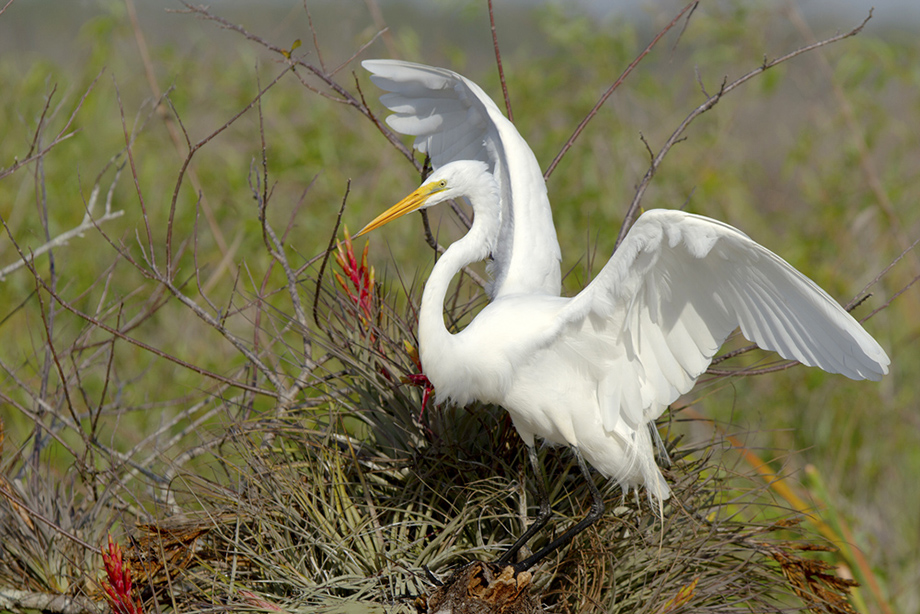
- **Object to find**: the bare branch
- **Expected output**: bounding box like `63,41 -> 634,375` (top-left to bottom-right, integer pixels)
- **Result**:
114,76 -> 157,273
615,11 -> 873,248
21,260 -> 274,396
165,64 -> 295,276
488,0 -> 513,122
0,71 -> 102,183
0,168 -> 125,280
545,1 -> 699,180
314,181 -> 352,330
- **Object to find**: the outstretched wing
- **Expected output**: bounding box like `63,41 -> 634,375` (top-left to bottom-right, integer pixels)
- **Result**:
558,209 -> 889,433
362,59 -> 561,298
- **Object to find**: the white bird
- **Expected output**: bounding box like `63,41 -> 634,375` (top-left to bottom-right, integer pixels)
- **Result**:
362,59 -> 561,299
356,160 -> 889,567
358,62 -> 890,569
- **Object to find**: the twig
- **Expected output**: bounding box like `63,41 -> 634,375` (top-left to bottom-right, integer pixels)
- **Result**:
786,5 -> 918,279
354,73 -> 418,168
113,77 -> 157,273
330,27 -> 389,78
615,11 -> 873,248
362,0 -> 399,58
0,71 -> 101,182
314,181 -> 352,330
25,265 -> 274,396
488,0 -> 513,122
126,0 -> 237,281
0,169 -> 125,280
305,6 -> 325,74
164,64 -> 295,276
545,2 -> 699,180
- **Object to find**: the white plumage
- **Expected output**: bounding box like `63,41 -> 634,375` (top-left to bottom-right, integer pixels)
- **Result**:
358,61 -> 889,506
363,59 -> 561,299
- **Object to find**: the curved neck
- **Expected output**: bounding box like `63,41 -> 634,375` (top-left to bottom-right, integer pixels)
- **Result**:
418,189 -> 501,361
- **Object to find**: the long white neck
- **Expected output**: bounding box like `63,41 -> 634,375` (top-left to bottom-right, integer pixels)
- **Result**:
418,185 -> 501,388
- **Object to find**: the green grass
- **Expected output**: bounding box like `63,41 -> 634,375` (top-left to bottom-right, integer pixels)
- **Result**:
0,1 -> 917,612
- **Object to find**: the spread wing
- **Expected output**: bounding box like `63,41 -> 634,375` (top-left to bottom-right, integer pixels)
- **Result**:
362,59 -> 561,298
556,209 -> 889,433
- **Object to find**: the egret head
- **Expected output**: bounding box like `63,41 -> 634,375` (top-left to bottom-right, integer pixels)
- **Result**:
356,160 -> 493,237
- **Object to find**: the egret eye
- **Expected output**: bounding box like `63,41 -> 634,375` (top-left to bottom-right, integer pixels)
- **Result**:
438,180 -> 447,188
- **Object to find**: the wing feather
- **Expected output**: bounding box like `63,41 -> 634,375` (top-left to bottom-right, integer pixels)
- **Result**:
363,59 -> 561,298
555,209 -> 889,430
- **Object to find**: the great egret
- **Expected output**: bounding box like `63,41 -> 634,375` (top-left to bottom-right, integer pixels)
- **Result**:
362,59 -> 561,299
358,62 -> 890,569
356,160 -> 889,568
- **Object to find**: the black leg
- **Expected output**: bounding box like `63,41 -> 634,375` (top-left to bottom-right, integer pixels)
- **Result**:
497,445 -> 553,565
513,447 -> 605,572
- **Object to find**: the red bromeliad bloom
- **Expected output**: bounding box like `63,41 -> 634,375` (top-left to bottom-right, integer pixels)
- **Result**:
402,339 -> 434,416
334,230 -> 376,335
335,230 -> 435,415
101,535 -> 143,614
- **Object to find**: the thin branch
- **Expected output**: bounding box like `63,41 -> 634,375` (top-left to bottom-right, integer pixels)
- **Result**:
850,236 -> 919,318
25,83 -> 57,160
305,6 -> 326,74
0,71 -> 102,183
329,27 -> 389,78
786,4 -> 919,278
362,0 -> 399,58
314,181 -> 352,330
615,11 -> 873,248
545,1 -> 699,180
354,73 -> 418,167
0,169 -> 125,280
114,76 -> 157,273
488,0 -> 513,122
164,64 -> 295,276
127,0 -> 237,279
864,270 -> 920,323
18,260 -> 273,396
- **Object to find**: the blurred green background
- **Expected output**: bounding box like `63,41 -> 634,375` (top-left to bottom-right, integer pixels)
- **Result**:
1,0 -> 917,611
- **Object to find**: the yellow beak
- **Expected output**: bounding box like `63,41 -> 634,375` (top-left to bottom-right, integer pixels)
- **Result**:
355,181 -> 445,237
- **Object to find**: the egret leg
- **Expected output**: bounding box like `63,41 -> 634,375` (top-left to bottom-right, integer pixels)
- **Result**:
497,445 -> 553,565
513,447 -> 605,572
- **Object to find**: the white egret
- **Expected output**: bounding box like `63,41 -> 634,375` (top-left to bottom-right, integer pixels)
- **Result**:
356,160 -> 889,568
358,62 -> 889,569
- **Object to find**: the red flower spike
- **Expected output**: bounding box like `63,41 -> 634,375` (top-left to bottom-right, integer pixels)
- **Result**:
335,228 -> 377,331
101,535 -> 143,614
401,341 -> 434,417
338,231 -> 436,412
